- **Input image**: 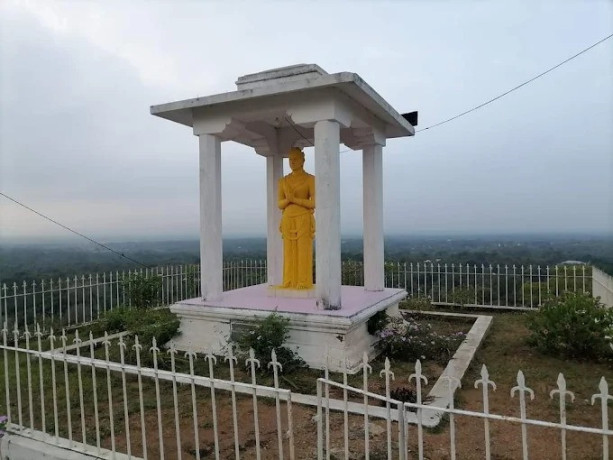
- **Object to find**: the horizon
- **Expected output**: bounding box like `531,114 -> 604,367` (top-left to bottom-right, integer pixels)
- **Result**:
1,229 -> 611,248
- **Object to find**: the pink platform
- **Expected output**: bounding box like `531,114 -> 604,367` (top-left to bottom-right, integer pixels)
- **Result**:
176,283 -> 406,319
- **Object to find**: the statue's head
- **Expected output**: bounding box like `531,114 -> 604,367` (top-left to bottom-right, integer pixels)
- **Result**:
288,147 -> 305,171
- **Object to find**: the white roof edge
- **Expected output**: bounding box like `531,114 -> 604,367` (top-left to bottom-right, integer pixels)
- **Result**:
151,72 -> 414,136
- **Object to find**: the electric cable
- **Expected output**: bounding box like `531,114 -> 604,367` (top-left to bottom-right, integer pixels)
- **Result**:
417,33 -> 613,132
0,192 -> 149,268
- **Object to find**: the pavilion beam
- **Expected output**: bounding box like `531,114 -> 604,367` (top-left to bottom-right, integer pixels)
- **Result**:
314,120 -> 342,309
363,144 -> 385,291
199,134 -> 223,301
266,154 -> 284,286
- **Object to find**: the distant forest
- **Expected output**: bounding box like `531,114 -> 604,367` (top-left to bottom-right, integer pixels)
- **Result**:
1,234 -> 612,284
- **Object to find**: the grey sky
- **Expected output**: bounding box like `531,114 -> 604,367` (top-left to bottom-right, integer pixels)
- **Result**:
1,0 -> 611,242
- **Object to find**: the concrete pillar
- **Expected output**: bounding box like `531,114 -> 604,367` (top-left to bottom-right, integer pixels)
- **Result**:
266,154 -> 283,286
314,120 -> 341,309
199,134 -> 223,301
363,144 -> 384,291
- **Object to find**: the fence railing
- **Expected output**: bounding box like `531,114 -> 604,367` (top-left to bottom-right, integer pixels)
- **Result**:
0,260 -> 592,330
1,324 -> 610,459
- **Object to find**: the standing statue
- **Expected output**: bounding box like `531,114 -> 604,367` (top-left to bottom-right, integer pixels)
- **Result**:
278,147 -> 316,289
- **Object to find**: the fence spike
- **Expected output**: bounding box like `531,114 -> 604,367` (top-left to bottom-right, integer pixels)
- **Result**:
409,359 -> 428,386
246,347 -> 261,371
224,345 -> 238,365
550,373 -> 575,403
48,328 -> 56,348
149,336 -> 160,354
268,348 -> 283,373
511,370 -> 535,400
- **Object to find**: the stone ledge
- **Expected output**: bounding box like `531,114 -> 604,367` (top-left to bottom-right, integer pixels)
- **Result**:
169,285 -> 407,372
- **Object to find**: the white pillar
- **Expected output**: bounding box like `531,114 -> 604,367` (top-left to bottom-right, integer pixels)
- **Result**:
266,154 -> 283,286
363,144 -> 385,291
199,134 -> 223,301
314,120 -> 342,309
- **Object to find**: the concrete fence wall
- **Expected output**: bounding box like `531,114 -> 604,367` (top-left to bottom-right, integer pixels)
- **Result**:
592,266 -> 613,308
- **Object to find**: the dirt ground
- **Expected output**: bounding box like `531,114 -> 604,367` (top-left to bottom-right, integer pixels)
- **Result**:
89,312 -> 611,459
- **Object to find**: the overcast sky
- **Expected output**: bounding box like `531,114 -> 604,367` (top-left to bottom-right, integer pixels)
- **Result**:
1,0 -> 612,243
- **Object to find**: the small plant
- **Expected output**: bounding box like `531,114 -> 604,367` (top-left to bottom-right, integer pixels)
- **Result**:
401,296 -> 432,311
122,272 -> 162,310
93,307 -> 180,347
236,312 -> 305,373
377,315 -> 466,365
450,287 -> 474,308
526,292 -> 613,360
0,414 -> 7,437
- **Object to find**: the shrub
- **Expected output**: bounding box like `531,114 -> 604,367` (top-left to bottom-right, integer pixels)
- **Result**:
94,307 -> 180,347
526,292 -> 613,360
401,296 -> 432,311
122,273 -> 162,310
377,315 -> 466,365
450,287 -> 474,307
236,312 -> 305,373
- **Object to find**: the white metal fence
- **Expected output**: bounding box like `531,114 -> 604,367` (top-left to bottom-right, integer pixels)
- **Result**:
1,260 -> 592,330
1,324 -> 610,459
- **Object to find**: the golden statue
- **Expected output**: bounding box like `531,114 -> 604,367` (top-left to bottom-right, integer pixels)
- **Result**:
278,147 -> 315,289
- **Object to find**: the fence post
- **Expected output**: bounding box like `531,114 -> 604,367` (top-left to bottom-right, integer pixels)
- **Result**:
475,365 -> 496,460
246,348 -> 262,460
2,322 -> 11,425
150,337 -> 165,459
73,330 -> 86,445
360,351 -> 372,459
48,329 -> 59,443
380,357 -> 395,460
591,377 -> 612,459
118,334 -> 130,458
35,324 -> 45,433
134,336 -> 148,460
511,370 -> 535,460
269,349 -> 284,460
225,346 -> 240,459
550,373 -> 575,460
409,360 -> 428,460
316,379 -> 323,460
206,351 -> 221,460
60,329 -> 73,446
442,376 -> 461,460
167,343 -> 182,460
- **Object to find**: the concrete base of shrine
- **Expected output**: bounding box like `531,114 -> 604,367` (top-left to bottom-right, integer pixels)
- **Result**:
169,284 -> 407,373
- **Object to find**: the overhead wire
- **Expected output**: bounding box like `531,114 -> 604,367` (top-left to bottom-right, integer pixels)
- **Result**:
417,32 -> 613,132
0,191 -> 150,268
